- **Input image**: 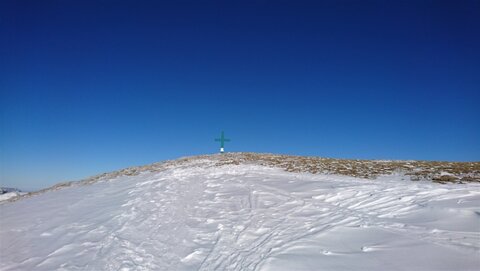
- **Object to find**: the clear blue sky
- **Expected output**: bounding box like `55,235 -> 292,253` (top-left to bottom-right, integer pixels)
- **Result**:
1,0 -> 479,190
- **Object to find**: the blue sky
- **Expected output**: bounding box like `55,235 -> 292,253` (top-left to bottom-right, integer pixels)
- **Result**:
1,0 -> 479,190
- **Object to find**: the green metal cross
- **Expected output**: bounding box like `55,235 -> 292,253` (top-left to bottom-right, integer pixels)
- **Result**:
214,131 -> 230,153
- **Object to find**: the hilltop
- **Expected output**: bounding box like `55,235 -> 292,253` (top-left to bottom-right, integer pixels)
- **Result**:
1,153 -> 479,270
9,153 -> 480,203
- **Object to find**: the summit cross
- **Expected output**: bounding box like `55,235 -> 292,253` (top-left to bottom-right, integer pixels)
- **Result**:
215,131 -> 230,153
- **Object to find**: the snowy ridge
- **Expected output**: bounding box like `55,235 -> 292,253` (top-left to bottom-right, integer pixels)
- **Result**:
0,188 -> 26,203
1,155 -> 479,270
5,153 -> 480,204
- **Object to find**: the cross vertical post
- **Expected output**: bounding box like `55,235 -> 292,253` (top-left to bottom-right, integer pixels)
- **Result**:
214,131 -> 230,153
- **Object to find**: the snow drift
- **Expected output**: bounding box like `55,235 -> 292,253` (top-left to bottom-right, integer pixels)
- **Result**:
1,154 -> 479,270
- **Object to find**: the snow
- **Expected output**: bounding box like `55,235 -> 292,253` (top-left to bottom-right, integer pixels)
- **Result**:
1,157 -> 479,270
0,192 -> 25,203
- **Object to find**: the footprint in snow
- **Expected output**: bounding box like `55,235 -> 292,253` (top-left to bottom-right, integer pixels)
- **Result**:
321,250 -> 333,255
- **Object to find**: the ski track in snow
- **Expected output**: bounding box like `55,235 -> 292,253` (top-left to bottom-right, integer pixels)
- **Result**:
1,158 -> 479,270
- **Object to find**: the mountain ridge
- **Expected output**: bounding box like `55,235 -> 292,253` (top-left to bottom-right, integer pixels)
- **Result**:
4,152 -> 480,204
1,154 -> 479,270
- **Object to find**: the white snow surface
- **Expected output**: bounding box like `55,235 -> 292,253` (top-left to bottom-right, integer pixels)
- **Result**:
0,192 -> 24,203
1,158 -> 479,270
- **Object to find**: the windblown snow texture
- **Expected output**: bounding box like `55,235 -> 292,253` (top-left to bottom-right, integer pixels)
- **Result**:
1,157 -> 479,270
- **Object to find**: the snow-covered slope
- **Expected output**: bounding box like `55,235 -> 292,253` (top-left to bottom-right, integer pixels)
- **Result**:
0,188 -> 26,203
1,155 -> 479,270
